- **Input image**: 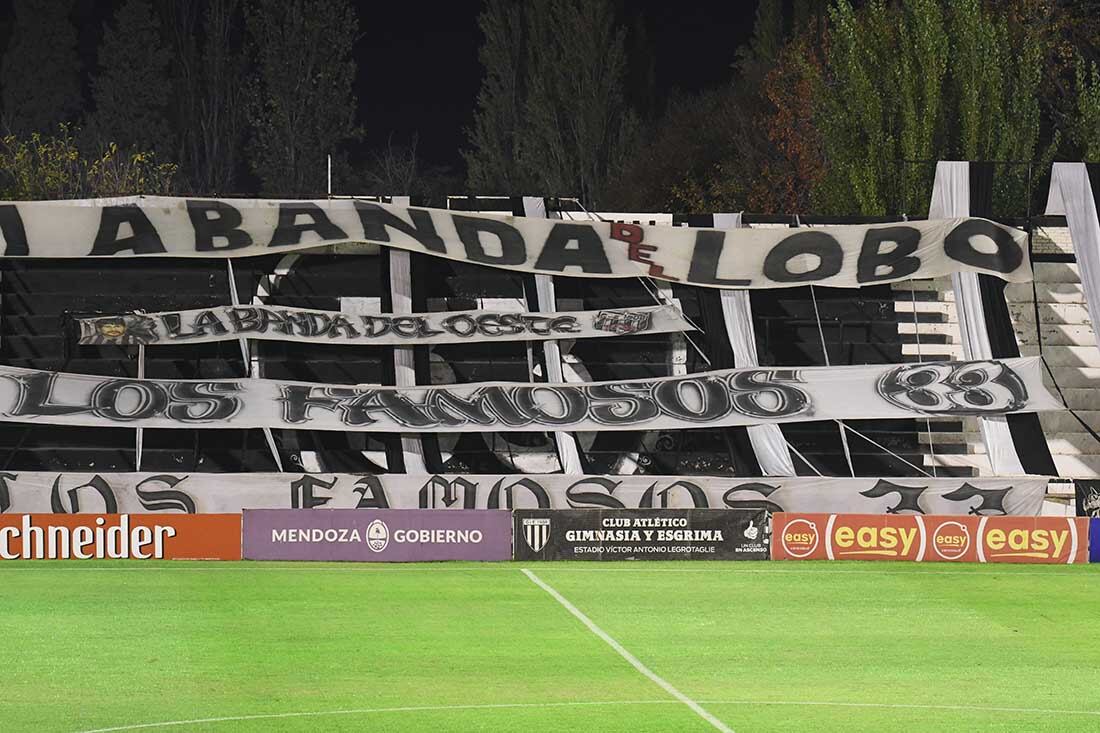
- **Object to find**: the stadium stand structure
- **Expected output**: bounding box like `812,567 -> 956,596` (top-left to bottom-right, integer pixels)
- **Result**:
894,223 -> 1099,479
0,195 -> 1095,490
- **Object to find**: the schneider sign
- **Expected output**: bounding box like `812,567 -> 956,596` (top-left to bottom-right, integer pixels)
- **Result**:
0,514 -> 241,560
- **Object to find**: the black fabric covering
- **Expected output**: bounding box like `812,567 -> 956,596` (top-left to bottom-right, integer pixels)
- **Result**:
411,253 -> 445,471
686,214 -> 764,475
696,286 -> 765,475
1089,164 -> 1100,229
377,249 -> 408,473
969,162 -> 1057,475
513,196 -> 589,473
672,214 -> 768,473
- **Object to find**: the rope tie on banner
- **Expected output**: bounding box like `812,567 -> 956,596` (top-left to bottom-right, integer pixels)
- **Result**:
797,214 -> 857,477
902,212 -> 939,477
837,421 -> 933,478
227,259 -> 284,472
135,320 -> 145,472
566,197 -> 714,369
638,276 -> 713,368
784,439 -> 825,477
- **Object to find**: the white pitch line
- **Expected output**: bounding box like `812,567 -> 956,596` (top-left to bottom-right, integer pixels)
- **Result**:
74,700 -> 679,732
521,567 -> 735,733
694,700 -> 1100,717
73,695 -> 1100,733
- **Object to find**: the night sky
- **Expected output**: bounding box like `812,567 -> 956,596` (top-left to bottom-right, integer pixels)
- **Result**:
0,0 -> 760,173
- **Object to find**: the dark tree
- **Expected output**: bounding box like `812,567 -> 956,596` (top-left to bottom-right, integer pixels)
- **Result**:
520,0 -> 640,206
464,0 -> 640,205
463,0 -> 531,193
0,0 -> 82,135
163,0 -> 249,194
246,0 -> 362,196
90,0 -> 172,156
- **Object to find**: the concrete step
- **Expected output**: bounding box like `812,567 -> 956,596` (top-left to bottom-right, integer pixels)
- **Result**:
940,431 -> 1100,456
895,282 -> 1088,305
902,343 -> 965,359
1047,434 -> 1100,455
919,453 -> 995,474
1033,262 -> 1082,283
1038,366 -> 1100,388
1032,226 -> 1074,255
1009,302 -> 1093,326
895,263 -> 1082,286
1021,345 -> 1100,368
1040,411 -> 1100,432
1004,282 -> 1087,305
1015,325 -> 1097,348
1053,454 -> 1100,478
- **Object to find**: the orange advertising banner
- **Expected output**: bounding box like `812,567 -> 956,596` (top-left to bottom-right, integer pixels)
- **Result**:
0,514 -> 241,560
772,513 -> 1088,564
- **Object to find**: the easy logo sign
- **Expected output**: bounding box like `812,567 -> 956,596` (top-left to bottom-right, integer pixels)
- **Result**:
772,513 -> 1088,564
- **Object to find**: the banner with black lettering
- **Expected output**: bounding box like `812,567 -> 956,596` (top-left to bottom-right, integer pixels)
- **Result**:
513,508 -> 770,560
0,358 -> 1061,432
0,197 -> 1030,288
0,472 -> 1046,515
76,304 -> 689,346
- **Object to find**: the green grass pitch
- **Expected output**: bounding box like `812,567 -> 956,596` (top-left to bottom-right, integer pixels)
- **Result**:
2,561 -> 1099,732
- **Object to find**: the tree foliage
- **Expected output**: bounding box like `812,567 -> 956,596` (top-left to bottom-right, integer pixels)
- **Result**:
604,0 -> 1098,215
90,0 -> 172,157
1075,55 -> 1100,160
522,0 -> 640,205
464,0 -> 532,193
246,0 -> 361,196
0,0 -> 82,135
759,0 -> 1075,216
464,0 -> 641,205
604,0 -> 827,212
162,0 -> 250,195
0,125 -> 176,199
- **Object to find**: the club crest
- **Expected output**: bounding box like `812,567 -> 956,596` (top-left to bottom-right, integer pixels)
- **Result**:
522,517 -> 551,552
593,309 -> 652,335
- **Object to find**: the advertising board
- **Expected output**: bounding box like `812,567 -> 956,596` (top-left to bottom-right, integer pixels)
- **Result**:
0,514 -> 241,560
513,509 -> 769,561
772,513 -> 1088,564
242,509 -> 512,562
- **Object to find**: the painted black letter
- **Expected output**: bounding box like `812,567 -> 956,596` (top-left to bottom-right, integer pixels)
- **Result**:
762,231 -> 843,283
187,200 -> 253,251
269,203 -> 347,247
856,226 -> 921,283
90,205 -> 166,255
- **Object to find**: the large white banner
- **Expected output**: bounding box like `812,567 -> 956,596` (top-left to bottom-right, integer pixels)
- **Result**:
76,304 -> 689,346
0,358 -> 1061,432
0,197 -> 1031,288
1,472 -> 1045,516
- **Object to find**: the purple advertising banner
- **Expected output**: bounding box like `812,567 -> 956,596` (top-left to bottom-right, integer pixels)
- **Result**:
242,509 -> 512,562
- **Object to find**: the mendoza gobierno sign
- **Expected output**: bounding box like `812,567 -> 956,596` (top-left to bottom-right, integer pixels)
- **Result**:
513,509 -> 769,561
0,196 -> 1030,289
242,509 -> 511,562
